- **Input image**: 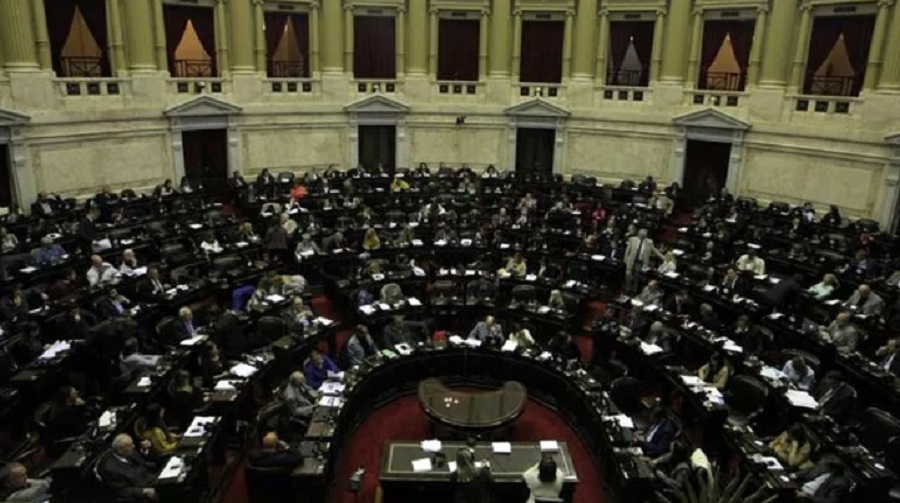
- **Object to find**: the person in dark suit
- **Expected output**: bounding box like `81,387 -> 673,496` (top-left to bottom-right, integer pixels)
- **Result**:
549,331 -> 581,361
45,385 -> 90,441
198,342 -> 226,388
733,315 -> 766,357
77,209 -> 99,253
30,193 -> 59,218
763,274 -> 804,312
664,290 -> 696,318
645,321 -> 674,352
97,288 -> 131,319
139,266 -> 168,300
248,432 -> 303,469
214,309 -> 246,359
794,455 -> 851,503
640,407 -> 678,458
811,371 -> 855,421
719,267 -> 745,296
97,434 -> 157,501
698,303 -> 722,331
0,462 -> 52,502
450,447 -> 492,503
46,269 -> 80,300
876,338 -> 900,376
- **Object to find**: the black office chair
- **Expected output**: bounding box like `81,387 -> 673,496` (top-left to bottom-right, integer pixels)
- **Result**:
432,280 -> 457,305
724,375 -> 768,426
609,376 -> 645,418
510,285 -> 536,308
257,316 -> 289,343
857,407 -> 900,453
884,437 -> 900,501
34,402 -> 80,458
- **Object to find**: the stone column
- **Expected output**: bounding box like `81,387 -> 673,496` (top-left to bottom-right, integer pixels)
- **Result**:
0,30 -> 5,74
229,0 -> 254,73
880,0 -> 900,89
320,0 -> 342,73
309,4 -> 320,75
746,6 -> 768,86
758,0 -> 797,87
407,0 -> 427,74
344,5 -> 354,74
789,5 -> 812,91
863,0 -> 893,91
395,8 -> 406,78
123,0 -> 156,71
479,11 -> 488,79
153,0 -> 167,71
562,10 -> 575,79
488,0 -> 511,76
594,9 -> 609,83
253,0 -> 265,72
649,9 -> 666,82
684,9 -> 704,88
30,0 -> 51,69
107,0 -> 126,74
571,0 -> 596,79
215,0 -> 231,76
660,0 -> 691,83
0,0 -> 38,70
428,10 -> 438,77
511,11 -> 522,80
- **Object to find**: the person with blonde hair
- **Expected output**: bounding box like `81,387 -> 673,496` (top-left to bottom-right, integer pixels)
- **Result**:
362,228 -> 381,251
450,447 -> 492,503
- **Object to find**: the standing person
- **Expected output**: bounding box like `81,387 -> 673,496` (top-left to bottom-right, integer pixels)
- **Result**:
523,454 -> 564,503
624,229 -> 660,293
450,448 -> 492,503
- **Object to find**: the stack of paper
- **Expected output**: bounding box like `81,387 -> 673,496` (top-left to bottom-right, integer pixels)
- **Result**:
663,271 -> 679,279
492,442 -> 512,454
408,297 -> 422,307
540,440 -> 559,453
315,317 -> 334,326
378,303 -> 391,311
785,390 -> 819,409
230,363 -> 258,378
411,458 -> 433,472
320,382 -> 345,395
327,370 -> 345,380
360,305 -> 377,315
464,338 -> 483,348
265,294 -> 286,304
420,439 -> 442,452
759,366 -> 786,380
525,274 -> 537,282
448,335 -> 465,345
591,255 -> 606,261
137,376 -> 153,387
411,239 -> 423,246
180,334 -> 207,347
39,340 -> 71,360
394,343 -> 413,356
214,380 -> 238,391
185,416 -> 217,437
722,341 -> 744,354
158,456 -> 185,480
318,396 -> 345,407
99,410 -> 115,428
680,375 -> 704,386
604,415 -> 635,428
639,342 -> 663,355
501,340 -> 518,352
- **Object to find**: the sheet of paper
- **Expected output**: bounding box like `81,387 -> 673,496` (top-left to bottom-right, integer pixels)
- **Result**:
327,370 -> 345,380
500,243 -> 510,249
501,340 -> 518,352
421,440 -> 442,453
266,294 -> 286,304
461,239 -> 472,246
99,410 -> 114,428
448,335 -> 465,345
407,297 -> 422,307
464,338 -> 483,348
680,375 -> 703,386
672,249 -> 685,257
394,343 -> 413,356
180,334 -> 207,347
604,414 -> 635,429
321,382 -> 346,395
214,380 -> 237,391
158,456 -> 185,480
137,376 -> 153,387
360,305 -> 377,315
639,342 -> 663,355
39,340 -> 71,359
185,416 -> 217,437
760,366 -> 786,380
318,396 -> 345,407
785,389 -> 819,409
230,363 -> 258,378
128,266 -> 148,277
447,461 -> 457,472
525,274 -> 537,282
315,317 -> 334,326
378,303 -> 391,311
492,442 -> 512,454
824,299 -> 840,306
703,285 -> 716,292
663,271 -> 679,279
540,440 -> 559,453
411,458 -> 433,472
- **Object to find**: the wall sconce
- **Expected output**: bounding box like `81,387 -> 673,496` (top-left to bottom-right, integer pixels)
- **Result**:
535,87 -> 544,97
372,84 -> 381,93
455,116 -> 466,126
711,95 -> 721,106
194,82 -> 206,93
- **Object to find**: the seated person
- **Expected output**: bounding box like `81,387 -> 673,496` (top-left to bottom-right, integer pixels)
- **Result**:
177,306 -> 198,340
808,273 -> 839,300
434,225 -> 457,243
842,284 -> 884,316
0,462 -> 51,502
249,431 -> 304,469
636,280 -> 664,306
86,255 -> 118,287
819,312 -> 858,353
47,269 -> 80,299
119,249 -> 140,275
304,349 -> 338,390
794,455 -> 851,502
282,297 -> 313,334
735,250 -> 765,276
698,351 -> 731,390
142,266 -> 168,299
782,356 -> 815,391
547,289 -> 566,312
390,177 -> 409,192
523,454 -> 564,503
119,338 -> 159,380
657,252 -> 677,274
640,407 -> 678,458
548,331 -> 581,361
769,424 -> 814,470
199,233 -> 223,254
45,385 -> 90,441
65,306 -> 98,340
282,372 -> 318,424
645,321 -> 673,352
140,403 -> 180,456
98,288 -> 131,319
664,290 -> 696,318
764,274 -> 804,312
169,370 -> 202,430
719,267 -> 744,295
650,440 -> 694,493
346,325 -> 379,366
812,371 -> 855,421
33,237 -> 66,266
0,290 -> 29,325
362,228 -> 381,251
876,337 -> 900,376
502,252 -> 527,278
198,342 -> 227,388
294,233 -> 321,259
733,315 -> 766,357
697,303 -> 721,331
468,315 -> 504,346
382,316 -> 413,347
450,448 -> 493,503
97,434 -> 157,501
356,282 -> 375,306
508,323 -> 535,349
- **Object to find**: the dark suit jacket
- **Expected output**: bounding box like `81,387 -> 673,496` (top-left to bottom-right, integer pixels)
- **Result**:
97,451 -> 157,500
78,217 -> 97,248
763,277 -> 803,310
450,468 -> 493,503
248,447 -> 303,469
663,296 -> 696,318
813,381 -> 855,421
643,416 -> 678,457
795,464 -> 851,503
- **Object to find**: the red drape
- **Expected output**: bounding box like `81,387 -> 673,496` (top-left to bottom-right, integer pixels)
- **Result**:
698,20 -> 754,90
78,0 -> 110,75
43,0 -> 78,76
631,22 -> 655,86
520,20 -> 564,83
354,16 -> 396,79
163,5 -> 217,77
290,13 -> 310,77
607,22 -> 633,80
438,19 -> 480,81
190,7 -> 217,75
841,15 -> 875,95
264,12 -> 288,75
803,17 -> 844,94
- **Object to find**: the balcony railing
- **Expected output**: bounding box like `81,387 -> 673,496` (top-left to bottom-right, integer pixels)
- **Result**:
268,79 -> 316,94
698,71 -> 745,92
170,78 -> 225,94
55,78 -> 124,97
171,60 -> 216,79
792,95 -> 859,115
436,81 -> 480,96
267,60 -> 308,79
355,80 -> 401,94
59,56 -> 105,77
806,76 -> 857,97
605,69 -> 648,88
599,86 -> 648,103
517,83 -> 563,99
690,90 -> 744,107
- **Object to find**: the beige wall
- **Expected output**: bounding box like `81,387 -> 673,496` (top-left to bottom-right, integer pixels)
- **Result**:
408,125 -> 506,167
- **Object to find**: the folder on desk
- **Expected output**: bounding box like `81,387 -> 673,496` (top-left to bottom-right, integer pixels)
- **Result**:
230,363 -> 257,378
421,440 -> 442,452
321,382 -> 345,395
501,340 -> 518,352
540,440 -> 559,453
407,297 -> 422,307
411,458 -> 433,472
786,390 -> 818,409
39,340 -> 71,359
360,305 -> 377,315
158,456 -> 185,480
639,342 -> 663,355
492,442 -> 512,454
214,380 -> 238,391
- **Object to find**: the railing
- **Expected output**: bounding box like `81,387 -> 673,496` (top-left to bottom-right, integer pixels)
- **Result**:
791,94 -> 859,115
806,75 -> 857,97
516,83 -> 563,99
698,71 -> 745,92
59,56 -> 105,77
690,89 -> 745,107
605,69 -> 648,88
267,78 -> 316,94
169,78 -> 225,94
171,59 -> 216,79
436,81 -> 480,96
56,78 -> 124,97
355,80 -> 401,94
599,86 -> 649,103
267,60 -> 307,79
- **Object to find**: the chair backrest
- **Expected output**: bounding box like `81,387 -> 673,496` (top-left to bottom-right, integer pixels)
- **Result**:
725,375 -> 768,416
609,376 -> 642,413
858,407 -> 900,452
780,348 -> 820,370
244,463 -> 294,503
257,316 -> 288,341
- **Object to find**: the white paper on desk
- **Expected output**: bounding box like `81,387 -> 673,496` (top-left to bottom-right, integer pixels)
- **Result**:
722,341 -> 743,354
421,440 -> 442,453
747,243 -> 761,250
412,267 -> 426,277
165,288 -> 178,296
39,340 -> 71,359
678,227 -> 688,232
395,343 -> 413,356
378,303 -> 391,311
464,338 -> 482,348
448,335 -> 465,345
500,243 -> 510,249
664,271 -> 679,279
321,382 -> 345,395
137,376 -> 153,387
786,389 -> 819,409
435,240 -> 447,247
314,317 -> 334,327
447,461 -> 458,472
768,277 -> 781,285
177,284 -> 189,291
408,297 -> 422,307
640,342 -> 664,355
680,375 -> 704,386
412,458 -> 433,472
180,334 -> 207,347
327,370 -> 345,380
230,363 -> 258,378
754,275 -> 768,281
318,396 -> 345,407
591,255 -> 606,262
767,312 -> 785,320
644,304 -> 660,313
236,241 -> 249,248
751,454 -> 784,471
158,456 -> 185,480
501,340 -> 518,352
99,410 -> 114,428
824,299 -> 840,306
703,285 -> 716,292
565,280 -> 577,288
371,273 -> 385,281
538,306 -> 551,314
214,380 -> 238,391
525,274 -> 537,282
630,298 -> 644,307
360,304 -> 377,315
760,366 -> 786,380
20,266 -> 37,273
604,414 -> 635,429
461,239 -> 472,246
704,387 -> 725,405
492,442 -> 512,454
411,239 -> 424,246
185,416 -> 217,437
540,440 -> 559,453
265,294 -> 286,304
672,249 -> 685,257
189,223 -> 203,230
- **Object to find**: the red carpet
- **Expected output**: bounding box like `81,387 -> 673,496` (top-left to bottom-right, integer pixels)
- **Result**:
330,393 -> 606,503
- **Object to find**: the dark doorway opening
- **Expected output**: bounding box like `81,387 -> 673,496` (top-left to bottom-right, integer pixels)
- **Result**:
358,125 -> 396,174
0,144 -> 12,210
515,128 -> 555,176
182,129 -> 228,200
682,140 -> 731,210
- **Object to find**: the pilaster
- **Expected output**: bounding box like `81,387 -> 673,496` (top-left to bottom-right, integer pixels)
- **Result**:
511,11 -> 522,80
396,7 -> 406,78
479,11 -> 489,80
30,0 -> 51,70
215,0 -> 231,76
489,0 -> 512,76
571,0 -> 596,79
253,0 -> 265,72
758,0 -> 797,87
407,0 -> 427,74
0,0 -> 38,70
153,0 -> 167,71
789,4 -> 812,92
229,0 -> 255,73
878,0 -> 900,89
660,0 -> 691,83
863,0 -> 893,91
321,0 -> 343,73
685,8 -> 704,89
594,9 -> 609,83
310,3 -> 320,75
107,0 -> 126,74
562,10 -> 575,79
429,9 -> 438,77
344,5 -> 354,74
746,6 -> 768,86
124,0 -> 156,71
650,9 -> 666,82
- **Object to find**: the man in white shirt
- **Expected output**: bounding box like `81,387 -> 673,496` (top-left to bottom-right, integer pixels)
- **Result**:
523,455 -> 564,503
735,249 -> 766,276
86,254 -> 118,287
624,229 -> 660,293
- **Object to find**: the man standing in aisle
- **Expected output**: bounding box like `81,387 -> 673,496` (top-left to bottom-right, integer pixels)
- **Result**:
624,229 -> 660,293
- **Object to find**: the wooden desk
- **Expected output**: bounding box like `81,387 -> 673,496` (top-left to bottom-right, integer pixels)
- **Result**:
418,378 -> 526,436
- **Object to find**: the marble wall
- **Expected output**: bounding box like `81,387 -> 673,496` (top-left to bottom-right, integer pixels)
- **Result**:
241,127 -> 347,174
407,125 -> 506,167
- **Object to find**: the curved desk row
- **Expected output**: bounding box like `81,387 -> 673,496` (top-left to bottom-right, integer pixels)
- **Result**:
418,378 -> 526,435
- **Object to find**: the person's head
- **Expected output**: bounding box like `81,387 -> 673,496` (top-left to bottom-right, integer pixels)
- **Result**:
58,385 -> 79,406
279,213 -> 290,225
884,338 -> 900,355
647,280 -> 660,292
787,423 -> 807,444
179,306 -> 192,321
823,273 -> 838,286
145,403 -> 165,428
41,236 -> 53,249
700,303 -> 713,316
650,321 -> 664,335
365,228 -> 377,240
637,228 -> 648,239
676,290 -> 688,301
709,350 -> 724,368
485,315 -> 495,327
557,330 -> 571,344
858,284 -> 871,298
650,406 -> 668,423
455,448 -> 476,481
665,251 -> 675,262
112,433 -> 135,456
289,371 -> 305,389
829,205 -> 840,215
148,265 -> 159,280
670,440 -> 690,464
310,349 -> 324,367
537,454 -> 558,483
163,179 -> 173,189
822,370 -> 842,387
108,288 -> 119,299
122,248 -> 135,263
203,342 -> 219,360
791,356 -> 808,376
549,289 -> 562,302
175,370 -> 192,389
1,462 -> 28,489
746,249 -> 757,259
836,311 -> 851,326
792,217 -> 801,227
292,296 -> 306,310
91,254 -> 103,269
261,431 -> 279,449
736,314 -> 749,328
514,251 -> 523,263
